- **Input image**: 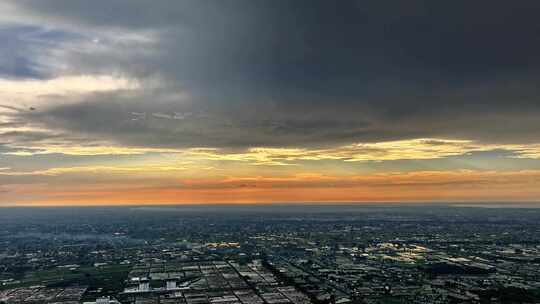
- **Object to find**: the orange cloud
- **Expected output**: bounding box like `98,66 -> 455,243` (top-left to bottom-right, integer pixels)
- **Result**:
3,170 -> 540,206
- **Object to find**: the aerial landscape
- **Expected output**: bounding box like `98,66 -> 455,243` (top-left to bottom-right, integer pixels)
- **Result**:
1,1 -> 540,303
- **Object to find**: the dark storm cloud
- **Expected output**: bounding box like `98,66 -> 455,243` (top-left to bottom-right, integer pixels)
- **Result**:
15,83 -> 538,150
16,90 -> 374,149
4,0 -> 540,148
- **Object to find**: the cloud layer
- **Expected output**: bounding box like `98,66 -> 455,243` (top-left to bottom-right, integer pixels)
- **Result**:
1,1 -> 540,149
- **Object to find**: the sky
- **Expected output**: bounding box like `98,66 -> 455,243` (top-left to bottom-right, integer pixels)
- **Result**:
1,0 -> 540,206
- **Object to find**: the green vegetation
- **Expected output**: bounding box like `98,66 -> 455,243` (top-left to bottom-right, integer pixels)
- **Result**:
1,264 -> 130,295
